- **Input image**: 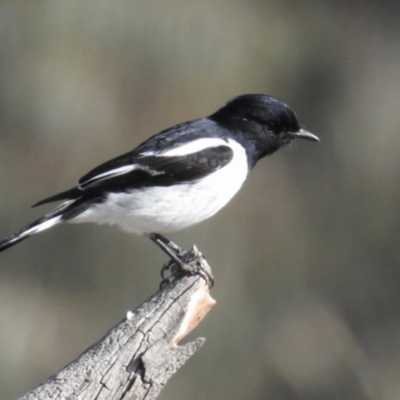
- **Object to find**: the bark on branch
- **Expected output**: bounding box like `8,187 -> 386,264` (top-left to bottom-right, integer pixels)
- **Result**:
18,247 -> 215,400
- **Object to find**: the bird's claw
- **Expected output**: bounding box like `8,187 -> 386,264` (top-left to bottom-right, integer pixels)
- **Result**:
159,245 -> 214,289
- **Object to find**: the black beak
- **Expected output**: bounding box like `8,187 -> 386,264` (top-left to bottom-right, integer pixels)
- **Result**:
291,128 -> 320,142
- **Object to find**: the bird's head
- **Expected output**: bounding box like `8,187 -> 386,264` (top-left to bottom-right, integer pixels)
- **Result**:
210,94 -> 319,166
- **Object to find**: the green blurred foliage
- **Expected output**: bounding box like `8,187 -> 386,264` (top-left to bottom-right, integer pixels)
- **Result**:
0,1 -> 400,399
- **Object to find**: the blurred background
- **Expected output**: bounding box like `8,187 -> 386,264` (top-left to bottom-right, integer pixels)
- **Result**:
0,1 -> 400,399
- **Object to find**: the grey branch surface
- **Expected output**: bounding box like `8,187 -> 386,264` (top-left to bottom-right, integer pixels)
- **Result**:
18,248 -> 215,400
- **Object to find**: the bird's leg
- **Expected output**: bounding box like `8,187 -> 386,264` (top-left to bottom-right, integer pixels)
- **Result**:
146,233 -> 186,283
146,233 -> 185,266
146,233 -> 214,287
147,233 -> 185,257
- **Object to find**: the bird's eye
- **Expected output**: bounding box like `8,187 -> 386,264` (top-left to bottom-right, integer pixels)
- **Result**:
268,122 -> 281,135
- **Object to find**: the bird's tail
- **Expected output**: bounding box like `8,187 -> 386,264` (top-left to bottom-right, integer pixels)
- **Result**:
0,197 -> 85,253
0,213 -> 63,252
0,195 -> 98,252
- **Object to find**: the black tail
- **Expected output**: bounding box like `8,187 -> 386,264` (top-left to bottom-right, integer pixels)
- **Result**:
0,213 -> 63,252
0,194 -> 99,252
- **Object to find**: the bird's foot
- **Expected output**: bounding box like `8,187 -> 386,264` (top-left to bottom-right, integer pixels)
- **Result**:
146,233 -> 214,288
160,244 -> 214,288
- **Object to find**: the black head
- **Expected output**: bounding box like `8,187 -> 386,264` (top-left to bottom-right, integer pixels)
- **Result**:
210,94 -> 319,166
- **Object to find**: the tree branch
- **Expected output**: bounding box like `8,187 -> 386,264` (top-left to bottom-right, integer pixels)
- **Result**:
19,247 -> 215,400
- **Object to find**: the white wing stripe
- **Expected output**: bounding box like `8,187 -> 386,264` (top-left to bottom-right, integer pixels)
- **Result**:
79,165 -> 136,188
142,138 -> 228,157
80,138 -> 231,187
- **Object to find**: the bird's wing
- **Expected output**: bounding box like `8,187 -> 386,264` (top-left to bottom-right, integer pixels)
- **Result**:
78,142 -> 234,189
33,139 -> 233,206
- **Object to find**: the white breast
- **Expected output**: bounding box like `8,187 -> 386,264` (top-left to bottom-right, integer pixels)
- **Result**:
70,139 -> 249,234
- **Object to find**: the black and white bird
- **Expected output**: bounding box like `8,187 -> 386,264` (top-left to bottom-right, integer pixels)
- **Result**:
0,94 -> 319,269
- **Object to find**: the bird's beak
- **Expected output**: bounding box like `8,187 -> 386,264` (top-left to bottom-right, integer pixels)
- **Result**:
292,128 -> 320,142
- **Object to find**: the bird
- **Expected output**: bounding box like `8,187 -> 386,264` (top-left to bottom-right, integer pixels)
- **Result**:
0,94 -> 319,280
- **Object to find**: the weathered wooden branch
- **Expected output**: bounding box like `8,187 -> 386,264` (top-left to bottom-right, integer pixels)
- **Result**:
18,247 -> 215,400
